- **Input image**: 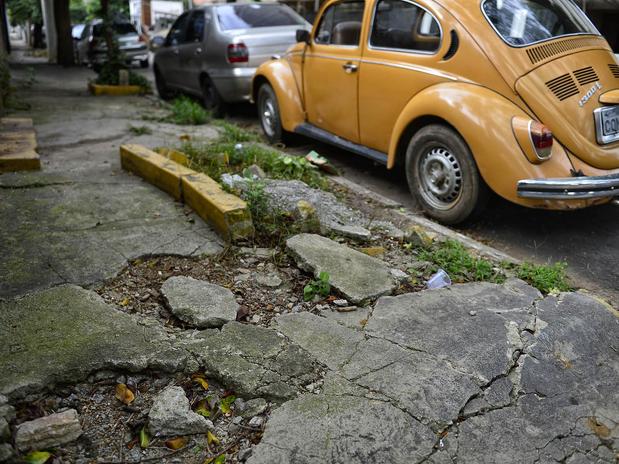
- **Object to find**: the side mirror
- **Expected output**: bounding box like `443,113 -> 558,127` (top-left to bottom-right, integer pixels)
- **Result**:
296,29 -> 310,44
151,35 -> 165,50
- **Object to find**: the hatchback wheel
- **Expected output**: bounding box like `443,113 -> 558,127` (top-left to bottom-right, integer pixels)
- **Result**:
154,68 -> 174,100
258,83 -> 287,144
201,76 -> 226,118
140,59 -> 149,69
405,125 -> 487,225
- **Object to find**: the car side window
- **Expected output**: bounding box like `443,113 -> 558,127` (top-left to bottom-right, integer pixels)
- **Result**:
167,12 -> 189,46
314,1 -> 365,47
186,11 -> 206,43
370,0 -> 441,53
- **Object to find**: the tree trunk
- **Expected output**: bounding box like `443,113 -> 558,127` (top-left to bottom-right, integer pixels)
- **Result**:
54,0 -> 74,66
99,0 -> 115,63
32,22 -> 44,49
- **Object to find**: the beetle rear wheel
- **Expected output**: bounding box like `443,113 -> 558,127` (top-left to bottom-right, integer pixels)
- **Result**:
406,124 -> 487,224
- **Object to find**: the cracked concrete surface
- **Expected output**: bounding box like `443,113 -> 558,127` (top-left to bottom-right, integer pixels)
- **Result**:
0,65 -> 223,298
250,282 -> 618,464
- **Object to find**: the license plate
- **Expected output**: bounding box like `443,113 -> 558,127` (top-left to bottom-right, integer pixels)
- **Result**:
594,105 -> 619,144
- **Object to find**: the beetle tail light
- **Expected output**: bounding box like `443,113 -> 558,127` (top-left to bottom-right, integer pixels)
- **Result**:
529,121 -> 553,160
227,43 -> 249,63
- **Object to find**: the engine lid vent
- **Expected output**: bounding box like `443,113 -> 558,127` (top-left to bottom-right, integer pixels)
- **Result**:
573,66 -> 599,85
546,74 -> 579,101
610,64 -> 619,78
526,37 -> 602,65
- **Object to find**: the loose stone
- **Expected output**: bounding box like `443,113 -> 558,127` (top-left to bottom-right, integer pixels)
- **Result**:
161,276 -> 238,328
15,409 -> 82,452
148,386 -> 213,437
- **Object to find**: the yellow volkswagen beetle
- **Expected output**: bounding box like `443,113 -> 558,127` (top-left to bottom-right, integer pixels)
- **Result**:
252,0 -> 619,224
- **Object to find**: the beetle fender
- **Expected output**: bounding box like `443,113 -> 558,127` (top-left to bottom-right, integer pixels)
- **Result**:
252,59 -> 305,133
388,83 -> 578,207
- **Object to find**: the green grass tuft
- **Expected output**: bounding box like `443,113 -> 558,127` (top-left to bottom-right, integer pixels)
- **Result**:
514,261 -> 571,294
167,96 -> 211,125
418,239 -> 505,284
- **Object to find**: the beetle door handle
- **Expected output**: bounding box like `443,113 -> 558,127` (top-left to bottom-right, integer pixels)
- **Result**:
195,47 -> 203,55
342,62 -> 358,73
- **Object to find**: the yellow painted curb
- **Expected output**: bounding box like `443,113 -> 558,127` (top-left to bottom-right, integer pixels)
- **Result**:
155,147 -> 190,167
89,83 -> 145,96
120,144 -> 194,200
0,117 -> 41,173
182,172 -> 254,242
120,144 -> 254,242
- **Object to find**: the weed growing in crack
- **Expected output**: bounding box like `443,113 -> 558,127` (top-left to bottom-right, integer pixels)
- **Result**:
242,180 -> 315,247
417,239 -> 506,284
513,261 -> 571,294
166,96 -> 211,125
303,272 -> 331,301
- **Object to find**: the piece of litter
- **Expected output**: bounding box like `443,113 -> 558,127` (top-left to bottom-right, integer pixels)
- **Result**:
427,269 -> 451,290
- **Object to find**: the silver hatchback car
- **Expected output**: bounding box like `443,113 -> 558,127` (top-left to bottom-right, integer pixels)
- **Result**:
153,2 -> 310,116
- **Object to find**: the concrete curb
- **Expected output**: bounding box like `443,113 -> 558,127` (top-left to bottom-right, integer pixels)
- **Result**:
0,118 -> 41,173
120,144 -> 253,242
88,83 -> 145,96
330,175 -> 520,264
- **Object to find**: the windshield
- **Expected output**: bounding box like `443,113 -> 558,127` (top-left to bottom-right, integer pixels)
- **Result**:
216,4 -> 306,31
482,0 -> 599,47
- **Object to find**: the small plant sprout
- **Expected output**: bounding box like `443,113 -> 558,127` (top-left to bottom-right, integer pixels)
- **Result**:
304,272 -> 331,301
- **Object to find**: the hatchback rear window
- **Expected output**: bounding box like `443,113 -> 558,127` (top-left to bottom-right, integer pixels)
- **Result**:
482,0 -> 598,47
92,22 -> 138,37
216,4 -> 305,31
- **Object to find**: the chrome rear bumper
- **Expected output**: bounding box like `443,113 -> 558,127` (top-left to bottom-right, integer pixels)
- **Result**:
517,173 -> 619,200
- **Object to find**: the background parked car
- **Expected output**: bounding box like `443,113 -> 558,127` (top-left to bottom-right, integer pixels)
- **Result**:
76,19 -> 149,69
153,2 -> 310,116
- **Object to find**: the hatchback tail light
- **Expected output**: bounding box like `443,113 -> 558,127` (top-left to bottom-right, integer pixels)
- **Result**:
227,43 -> 249,63
529,121 -> 553,160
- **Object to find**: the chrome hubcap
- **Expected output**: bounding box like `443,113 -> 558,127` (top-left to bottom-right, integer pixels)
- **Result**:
261,96 -> 276,137
418,147 -> 462,209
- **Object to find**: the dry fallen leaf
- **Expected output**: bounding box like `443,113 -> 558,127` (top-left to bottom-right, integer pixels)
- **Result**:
165,437 -> 188,450
192,374 -> 209,390
207,430 -> 220,446
115,383 -> 135,405
120,297 -> 130,306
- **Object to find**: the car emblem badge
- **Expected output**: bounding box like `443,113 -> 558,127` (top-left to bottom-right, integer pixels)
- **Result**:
578,82 -> 602,107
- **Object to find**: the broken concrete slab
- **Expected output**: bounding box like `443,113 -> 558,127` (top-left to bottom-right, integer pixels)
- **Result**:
161,276 -> 238,328
247,392 -> 435,464
233,179 -> 372,239
15,409 -> 82,452
286,234 -> 397,304
148,386 -> 213,437
182,322 -> 320,402
365,280 -> 541,382
0,285 -> 188,399
276,312 -> 481,426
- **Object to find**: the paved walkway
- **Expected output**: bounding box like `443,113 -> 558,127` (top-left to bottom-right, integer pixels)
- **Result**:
0,62 -> 222,297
